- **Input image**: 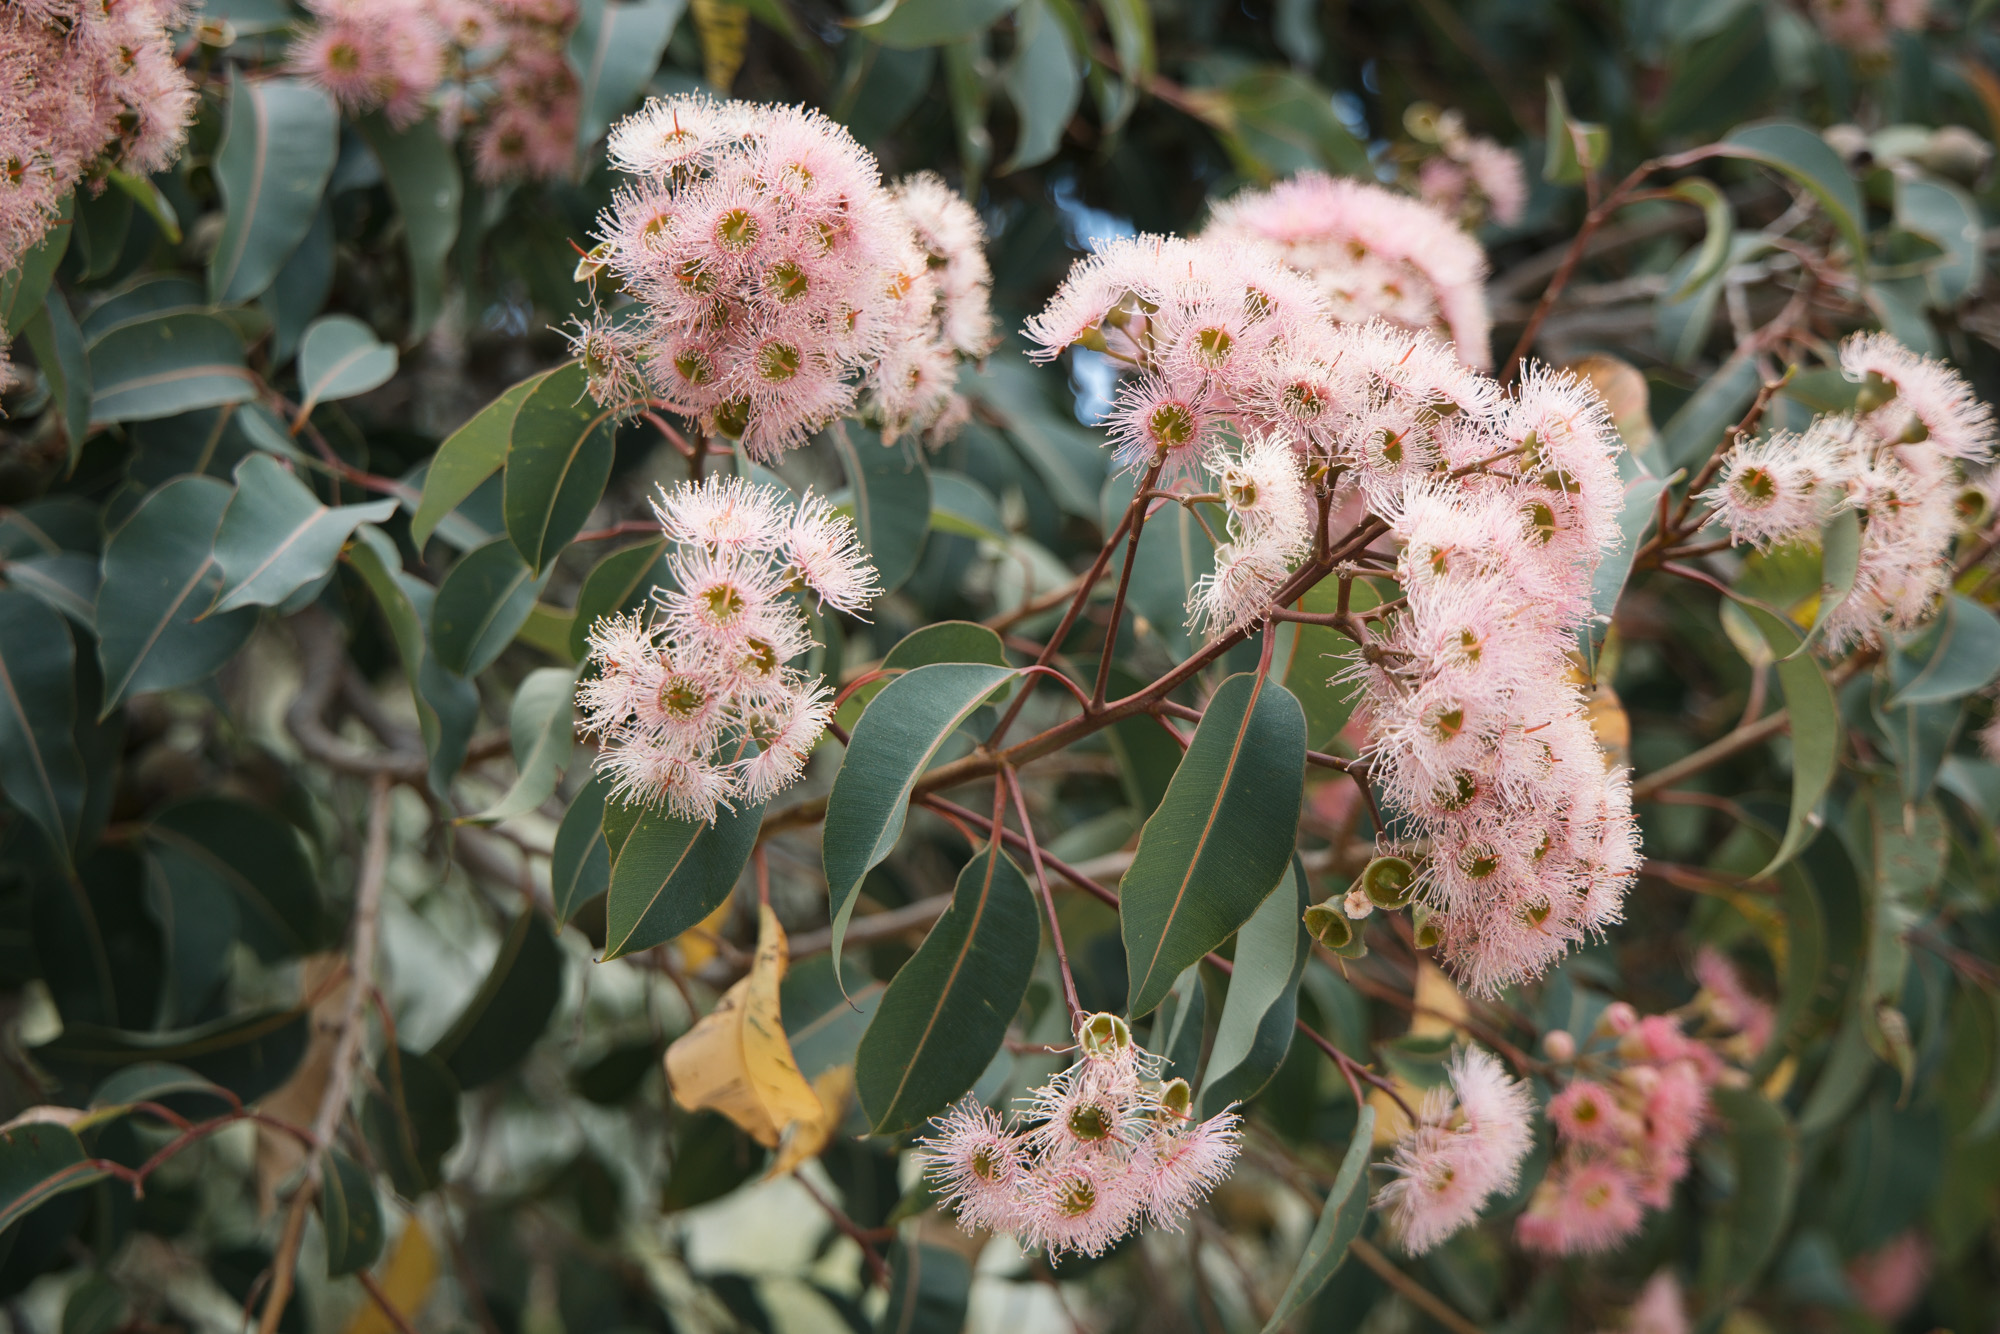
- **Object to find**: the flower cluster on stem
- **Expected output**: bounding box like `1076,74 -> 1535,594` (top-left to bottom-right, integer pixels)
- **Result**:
1518,955 -> 1769,1256
567,94 -> 992,458
920,1014 -> 1242,1260
1699,331 -> 1994,653
575,476 -> 877,821
1375,1045 -> 1535,1254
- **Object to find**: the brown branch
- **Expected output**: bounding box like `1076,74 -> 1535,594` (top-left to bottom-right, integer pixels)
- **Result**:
1348,1237 -> 1484,1334
258,775 -> 393,1334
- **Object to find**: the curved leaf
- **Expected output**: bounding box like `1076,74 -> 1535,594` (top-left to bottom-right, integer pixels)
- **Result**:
0,1119 -> 105,1234
857,840 -> 1039,1134
568,538 -> 669,659
411,373 -> 546,549
1198,856 -> 1308,1118
852,0 -> 1020,49
208,72 -> 339,305
346,527 -> 479,795
96,477 -> 258,716
1785,505 -> 1862,661
1739,604 -> 1838,879
429,909 -> 565,1089
503,362 -> 618,574
295,315 -> 397,416
321,1149 -> 384,1277
212,454 -> 397,613
146,796 -> 323,960
357,114 -> 461,340
1259,1105 -> 1375,1334
569,0 -> 686,150
928,471 -> 1008,544
836,620 -> 1009,729
1122,672 -> 1306,1017
1666,178 -> 1735,300
430,536 -> 554,677
822,662 -> 1019,967
830,424 -> 930,594
0,195 -> 71,339
1000,0 -> 1080,173
1701,1087 -> 1799,1306
1887,594 -> 2000,707
0,590 -> 85,862
470,667 -> 577,823
362,1046 -> 462,1198
877,1241 -> 971,1334
1281,578 -> 1375,748
31,1008 -> 310,1105
552,772 -> 612,922
1717,120 -> 1867,275
601,796 -> 763,959
23,289 -> 91,465
88,313 -> 255,424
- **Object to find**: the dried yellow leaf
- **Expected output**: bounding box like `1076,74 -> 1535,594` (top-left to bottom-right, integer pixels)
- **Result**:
255,953 -> 352,1218
676,896 -> 733,973
690,0 -> 749,93
343,1220 -> 438,1334
665,904 -> 824,1148
766,1064 -> 852,1179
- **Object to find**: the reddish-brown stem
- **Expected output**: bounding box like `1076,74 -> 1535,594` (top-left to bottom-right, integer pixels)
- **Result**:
1004,766 -> 1081,1022
356,1271 -> 419,1334
1092,459 -> 1169,707
987,503 -> 1137,743
796,1173 -> 892,1289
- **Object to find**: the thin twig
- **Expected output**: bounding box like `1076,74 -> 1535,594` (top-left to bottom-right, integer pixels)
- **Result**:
1348,1237 -> 1484,1334
1005,766 -> 1081,1023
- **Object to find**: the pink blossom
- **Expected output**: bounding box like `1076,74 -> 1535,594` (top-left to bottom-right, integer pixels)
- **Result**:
1604,1270 -> 1689,1334
1375,1046 -> 1533,1254
916,1097 -> 1028,1234
1847,1230 -> 1930,1321
1692,946 -> 1775,1057
1516,1159 -> 1645,1255
1547,1080 -> 1641,1148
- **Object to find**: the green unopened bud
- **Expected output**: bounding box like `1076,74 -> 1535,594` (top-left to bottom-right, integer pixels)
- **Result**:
1078,1012 -> 1132,1057
1956,486 -> 1992,526
1411,904 -> 1443,950
1855,370 -> 1897,415
1361,856 -> 1416,910
1160,1077 -> 1192,1118
1303,902 -> 1352,949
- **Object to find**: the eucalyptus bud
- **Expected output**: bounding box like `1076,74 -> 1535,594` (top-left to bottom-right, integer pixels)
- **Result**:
1360,855 -> 1416,909
1303,902 -> 1353,949
1411,903 -> 1442,949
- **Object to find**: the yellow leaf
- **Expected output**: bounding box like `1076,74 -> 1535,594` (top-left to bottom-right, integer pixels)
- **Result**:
1566,354 -> 1658,456
691,0 -> 749,93
767,1064 -> 853,1179
676,896 -> 732,973
343,1221 -> 438,1334
665,904 -> 823,1148
1409,960 -> 1468,1040
255,953 -> 352,1218
1567,658 -> 1632,769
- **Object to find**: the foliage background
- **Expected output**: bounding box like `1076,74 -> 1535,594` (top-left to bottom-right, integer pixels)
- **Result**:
5,0 -> 2000,1332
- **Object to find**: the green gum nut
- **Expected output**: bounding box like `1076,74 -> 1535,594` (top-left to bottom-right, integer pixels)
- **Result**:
1411,903 -> 1442,949
1303,902 -> 1352,949
1361,855 -> 1416,910
1160,1077 -> 1192,1118
1079,1012 -> 1132,1057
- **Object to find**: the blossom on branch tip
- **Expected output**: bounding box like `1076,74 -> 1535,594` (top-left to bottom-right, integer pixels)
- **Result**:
1375,1046 -> 1533,1254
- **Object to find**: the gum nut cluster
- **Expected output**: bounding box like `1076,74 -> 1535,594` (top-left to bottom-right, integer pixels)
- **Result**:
574,476 -> 878,822
567,95 -> 981,459
0,0 -> 195,276
1351,363 -> 1640,997
1375,1046 -> 1535,1254
1700,331 -> 1995,653
1204,171 -> 1494,369
918,1014 -> 1243,1260
290,0 -> 580,183
1519,962 -> 1766,1257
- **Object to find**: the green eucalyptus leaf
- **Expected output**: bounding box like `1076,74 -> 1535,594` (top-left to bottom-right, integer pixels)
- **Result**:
1701,1087 -> 1800,1305
1122,672 -> 1306,1017
88,312 -> 255,424
4,553 -> 97,630
146,796 -> 323,960
1716,119 -> 1867,275
600,797 -> 763,959
0,1120 -> 105,1234
429,909 -> 565,1089
430,536 -> 555,677
0,195 -> 72,338
345,526 -> 478,795
23,291 -> 91,465
295,315 -> 397,416
319,1149 -> 384,1277
356,114 -> 461,339
412,373 -> 547,550
208,72 -> 339,305
856,840 -> 1039,1134
96,477 -> 257,716
0,591 -> 85,863
874,1241 -> 971,1334
503,362 -> 617,574
551,772 -> 612,922
569,0 -> 685,151
928,470 -> 1008,544
851,0 -> 1020,49
830,423 -> 930,593
469,667 -> 577,823
1886,595 -> 2000,708
32,1008 -> 310,1105
1259,1104 -> 1375,1334
212,454 -> 397,613
1543,76 -> 1609,184
1198,856 -> 1308,1118
999,0 -> 1080,173
822,662 -> 1019,969
362,1046 -> 461,1198
1280,578 -> 1375,747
